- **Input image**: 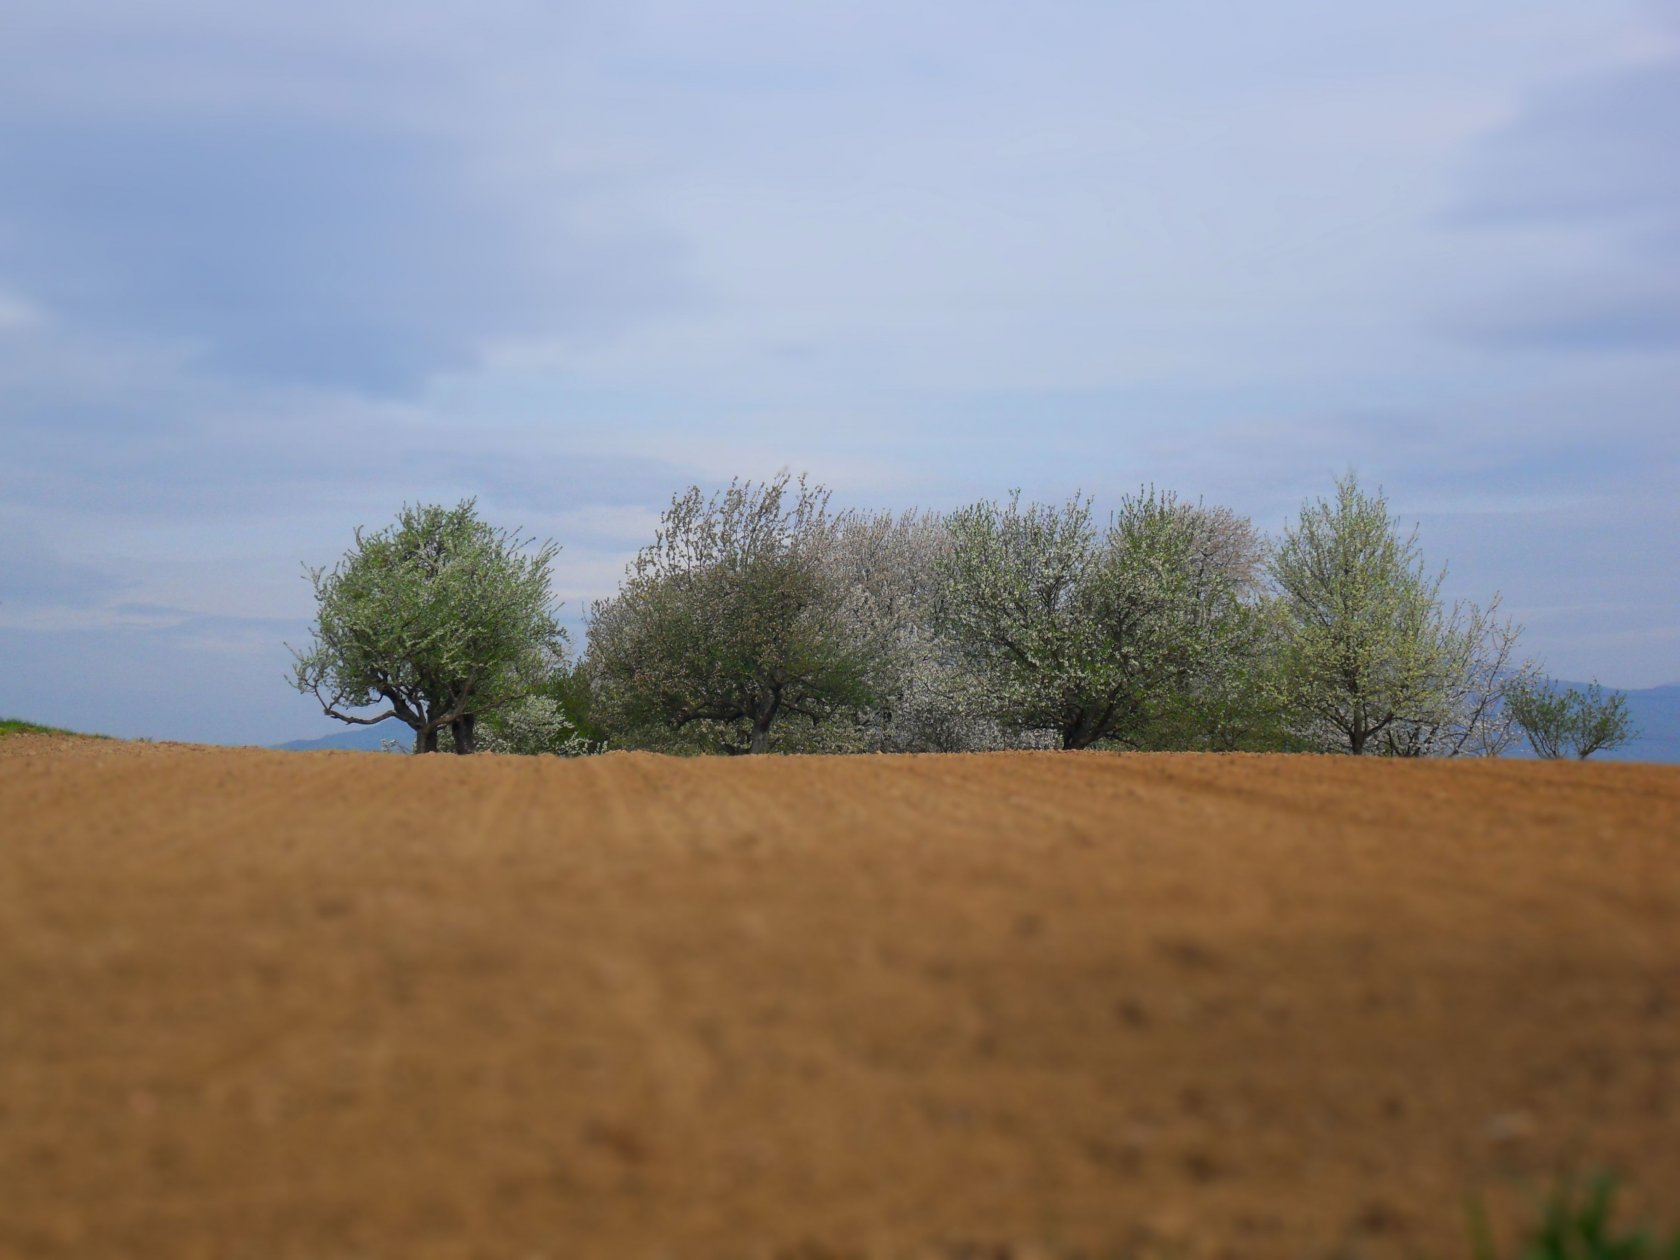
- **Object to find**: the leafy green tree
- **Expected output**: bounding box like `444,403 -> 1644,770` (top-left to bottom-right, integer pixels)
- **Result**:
1271,474 -> 1492,756
291,500 -> 562,754
1505,677 -> 1636,760
1104,491 -> 1287,751
586,474 -> 874,754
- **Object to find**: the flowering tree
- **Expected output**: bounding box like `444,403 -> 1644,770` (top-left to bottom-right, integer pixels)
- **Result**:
1271,474 -> 1519,756
587,475 -> 874,754
822,508 -> 1020,752
1375,595 -> 1534,757
291,501 -> 562,754
936,489 -> 1273,749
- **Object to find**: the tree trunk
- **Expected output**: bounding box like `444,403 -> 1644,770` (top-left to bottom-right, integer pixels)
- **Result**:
451,714 -> 476,755
748,691 -> 780,754
417,726 -> 440,754
1062,709 -> 1099,750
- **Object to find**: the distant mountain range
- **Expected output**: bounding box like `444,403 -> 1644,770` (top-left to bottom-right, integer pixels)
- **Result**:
273,718 -> 409,752
273,682 -> 1680,762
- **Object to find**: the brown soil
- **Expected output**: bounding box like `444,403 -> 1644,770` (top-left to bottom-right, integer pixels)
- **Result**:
3,736 -> 1678,1259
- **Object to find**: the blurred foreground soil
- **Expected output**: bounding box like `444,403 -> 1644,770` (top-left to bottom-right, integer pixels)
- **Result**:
3,736 -> 1678,1259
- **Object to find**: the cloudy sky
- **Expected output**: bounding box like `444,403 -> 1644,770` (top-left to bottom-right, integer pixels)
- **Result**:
3,0 -> 1676,744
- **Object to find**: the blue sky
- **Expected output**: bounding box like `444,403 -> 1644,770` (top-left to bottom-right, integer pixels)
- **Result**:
2,0 -> 1676,744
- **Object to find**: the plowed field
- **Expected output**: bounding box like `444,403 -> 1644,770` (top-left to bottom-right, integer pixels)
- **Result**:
3,736 -> 1678,1259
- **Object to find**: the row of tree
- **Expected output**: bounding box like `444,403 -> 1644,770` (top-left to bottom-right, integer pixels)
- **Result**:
290,474 -> 1634,759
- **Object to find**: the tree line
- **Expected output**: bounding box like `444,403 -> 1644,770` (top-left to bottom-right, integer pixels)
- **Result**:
290,474 -> 1634,759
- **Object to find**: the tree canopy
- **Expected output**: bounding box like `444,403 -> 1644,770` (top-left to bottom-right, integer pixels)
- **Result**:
936,489 -> 1277,750
586,475 -> 874,754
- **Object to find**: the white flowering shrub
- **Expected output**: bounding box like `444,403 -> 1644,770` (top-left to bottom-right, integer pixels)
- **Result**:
477,695 -> 601,756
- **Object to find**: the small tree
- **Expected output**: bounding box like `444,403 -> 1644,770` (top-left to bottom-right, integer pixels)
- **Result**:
291,501 -> 562,754
1271,474 -> 1484,756
1506,678 -> 1636,760
586,474 -> 873,754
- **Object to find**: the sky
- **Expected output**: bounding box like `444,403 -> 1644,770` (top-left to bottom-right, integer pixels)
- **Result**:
2,0 -> 1677,745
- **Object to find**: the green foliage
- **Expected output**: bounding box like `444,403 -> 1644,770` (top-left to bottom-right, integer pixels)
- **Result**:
291,500 -> 562,754
1505,678 -> 1637,760
1471,1176 -> 1680,1260
0,717 -> 107,739
477,695 -> 599,756
587,474 -> 876,754
543,658 -> 609,746
1130,598 -> 1304,752
479,660 -> 605,755
1271,473 -> 1493,756
935,491 -> 1107,748
1103,491 -> 1290,751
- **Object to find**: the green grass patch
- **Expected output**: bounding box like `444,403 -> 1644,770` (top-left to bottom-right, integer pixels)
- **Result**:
0,717 -> 109,739
1473,1176 -> 1680,1259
